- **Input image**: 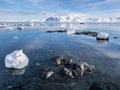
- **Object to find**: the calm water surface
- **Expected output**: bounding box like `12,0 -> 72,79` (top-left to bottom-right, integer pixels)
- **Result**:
0,23 -> 120,90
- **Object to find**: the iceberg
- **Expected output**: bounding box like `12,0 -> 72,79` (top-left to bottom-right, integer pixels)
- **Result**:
67,30 -> 76,35
97,32 -> 109,41
5,50 -> 29,69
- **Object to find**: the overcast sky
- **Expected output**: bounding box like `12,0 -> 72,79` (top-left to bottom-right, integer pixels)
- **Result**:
0,0 -> 120,21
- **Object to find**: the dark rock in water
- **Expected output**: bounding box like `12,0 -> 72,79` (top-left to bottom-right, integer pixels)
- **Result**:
42,70 -> 54,80
46,31 -> 56,33
46,30 -> 67,33
114,36 -> 119,39
39,66 -> 54,80
60,61 -> 82,78
51,57 -> 65,66
80,22 -> 85,24
57,30 -> 67,33
63,58 -> 74,67
79,62 -> 95,75
75,31 -> 98,37
51,56 -> 95,78
60,68 -> 74,78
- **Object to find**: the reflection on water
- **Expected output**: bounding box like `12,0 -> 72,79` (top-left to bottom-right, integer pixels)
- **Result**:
0,23 -> 120,90
7,68 -> 25,76
96,40 -> 108,44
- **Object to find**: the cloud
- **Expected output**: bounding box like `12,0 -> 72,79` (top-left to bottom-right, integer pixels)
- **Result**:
0,0 -> 120,21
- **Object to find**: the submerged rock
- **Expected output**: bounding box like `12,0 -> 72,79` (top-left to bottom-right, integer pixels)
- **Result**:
41,67 -> 54,80
51,57 -> 65,66
45,71 -> 54,80
61,61 -> 95,78
97,32 -> 109,41
51,56 -> 95,78
5,50 -> 29,69
114,36 -> 119,39
79,62 -> 95,75
60,68 -> 74,78
63,58 -> 74,67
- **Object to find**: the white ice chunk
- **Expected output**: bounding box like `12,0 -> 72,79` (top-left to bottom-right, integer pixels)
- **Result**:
5,50 -> 29,69
30,23 -> 35,27
67,30 -> 75,35
13,36 -> 18,39
97,32 -> 109,39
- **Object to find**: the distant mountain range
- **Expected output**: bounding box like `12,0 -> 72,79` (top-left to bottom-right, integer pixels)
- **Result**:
28,16 -> 120,23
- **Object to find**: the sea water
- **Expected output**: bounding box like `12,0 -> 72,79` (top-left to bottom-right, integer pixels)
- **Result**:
0,23 -> 120,90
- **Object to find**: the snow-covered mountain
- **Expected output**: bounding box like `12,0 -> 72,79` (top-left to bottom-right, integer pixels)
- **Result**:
97,18 -> 119,22
28,16 -> 120,23
45,16 -> 87,23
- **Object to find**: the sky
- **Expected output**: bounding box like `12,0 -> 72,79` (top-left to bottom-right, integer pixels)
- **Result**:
0,0 -> 120,22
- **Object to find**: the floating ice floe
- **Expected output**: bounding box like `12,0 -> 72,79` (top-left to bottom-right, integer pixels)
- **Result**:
67,30 -> 76,35
96,32 -> 109,41
5,50 -> 29,69
17,26 -> 24,30
30,23 -> 35,27
13,36 -> 18,39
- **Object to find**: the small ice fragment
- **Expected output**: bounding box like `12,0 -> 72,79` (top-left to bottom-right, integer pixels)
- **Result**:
13,36 -> 18,39
30,23 -> 35,27
5,50 -> 29,69
35,63 -> 40,66
67,30 -> 75,35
